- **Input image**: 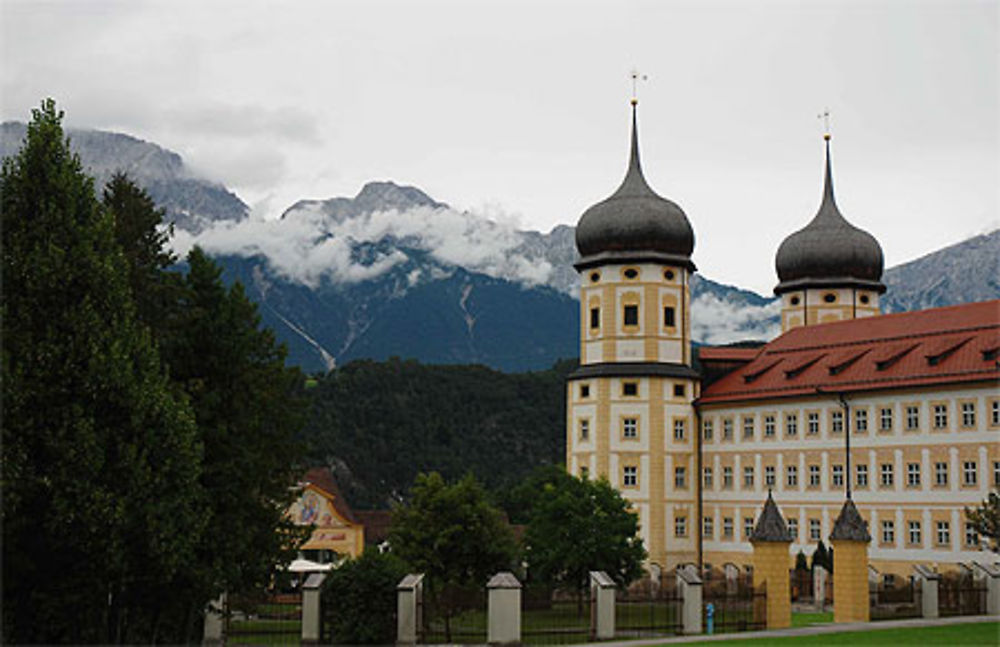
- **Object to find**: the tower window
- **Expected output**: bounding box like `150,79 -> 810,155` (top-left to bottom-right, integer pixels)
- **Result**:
623,268 -> 639,280
664,306 -> 676,327
860,294 -> 870,304
590,307 -> 600,329
622,381 -> 638,396
622,418 -> 638,438
580,384 -> 590,398
664,269 -> 675,280
589,271 -> 600,283
790,295 -> 800,306
623,304 -> 639,326
823,293 -> 837,303
673,384 -> 685,397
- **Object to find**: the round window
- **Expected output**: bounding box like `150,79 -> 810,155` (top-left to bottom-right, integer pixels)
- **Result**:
624,268 -> 639,279
859,294 -> 870,304
590,272 -> 600,283
823,293 -> 836,303
664,270 -> 675,280
790,296 -> 800,306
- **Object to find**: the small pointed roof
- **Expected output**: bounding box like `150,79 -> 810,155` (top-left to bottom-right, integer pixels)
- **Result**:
829,497 -> 872,542
750,490 -> 793,543
575,101 -> 695,271
774,135 -> 885,295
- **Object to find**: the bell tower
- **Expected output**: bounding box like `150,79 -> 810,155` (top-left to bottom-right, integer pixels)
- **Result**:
774,132 -> 886,332
566,99 -> 699,569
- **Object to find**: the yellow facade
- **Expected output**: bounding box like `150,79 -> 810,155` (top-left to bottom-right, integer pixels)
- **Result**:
831,540 -> 870,623
752,542 -> 792,629
780,288 -> 880,333
288,484 -> 365,559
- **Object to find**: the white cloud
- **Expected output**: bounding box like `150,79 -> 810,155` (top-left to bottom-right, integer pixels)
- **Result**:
691,294 -> 782,345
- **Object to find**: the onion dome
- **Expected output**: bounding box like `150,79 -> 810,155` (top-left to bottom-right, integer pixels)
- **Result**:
774,136 -> 885,295
575,102 -> 695,271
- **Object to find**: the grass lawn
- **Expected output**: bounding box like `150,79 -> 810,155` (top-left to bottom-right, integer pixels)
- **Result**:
791,611 -> 833,627
683,621 -> 999,646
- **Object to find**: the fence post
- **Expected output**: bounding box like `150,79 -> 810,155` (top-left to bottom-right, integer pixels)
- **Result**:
829,498 -> 871,623
202,593 -> 226,646
301,573 -> 326,645
913,564 -> 940,619
590,571 -> 616,639
487,572 -> 521,646
677,565 -> 703,635
397,574 -> 424,646
813,566 -> 828,612
970,562 -> 1000,616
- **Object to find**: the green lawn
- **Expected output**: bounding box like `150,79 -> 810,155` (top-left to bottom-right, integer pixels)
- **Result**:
683,621 -> 999,646
791,611 -> 833,627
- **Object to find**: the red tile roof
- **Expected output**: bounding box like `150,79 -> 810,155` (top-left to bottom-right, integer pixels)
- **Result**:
699,300 -> 1000,404
698,347 -> 761,362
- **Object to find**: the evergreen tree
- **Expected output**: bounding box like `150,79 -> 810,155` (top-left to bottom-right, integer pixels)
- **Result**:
1,99 -> 204,643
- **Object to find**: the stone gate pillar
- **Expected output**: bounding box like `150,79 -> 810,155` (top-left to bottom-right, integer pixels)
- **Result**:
829,498 -> 871,623
749,491 -> 792,629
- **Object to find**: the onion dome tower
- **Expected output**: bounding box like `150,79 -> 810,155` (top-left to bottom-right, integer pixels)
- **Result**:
566,98 -> 699,570
774,133 -> 885,332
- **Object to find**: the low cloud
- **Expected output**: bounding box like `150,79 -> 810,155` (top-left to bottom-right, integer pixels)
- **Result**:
691,293 -> 782,345
170,202 -> 556,290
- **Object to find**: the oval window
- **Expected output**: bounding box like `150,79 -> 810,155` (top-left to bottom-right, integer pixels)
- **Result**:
859,294 -> 870,304
624,268 -> 639,280
664,270 -> 675,280
790,296 -> 800,306
590,272 -> 600,283
823,293 -> 836,303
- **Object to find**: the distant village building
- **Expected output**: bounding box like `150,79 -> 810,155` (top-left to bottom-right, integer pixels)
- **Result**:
565,101 -> 999,578
289,467 -> 365,561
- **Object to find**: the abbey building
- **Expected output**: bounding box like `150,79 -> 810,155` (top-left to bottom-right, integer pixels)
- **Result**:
565,102 -> 999,578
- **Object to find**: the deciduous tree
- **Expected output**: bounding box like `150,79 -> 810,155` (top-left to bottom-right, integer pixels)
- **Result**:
966,486 -> 1000,552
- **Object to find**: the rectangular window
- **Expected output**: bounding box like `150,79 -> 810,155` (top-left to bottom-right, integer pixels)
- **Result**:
855,409 -> 868,433
723,466 -> 733,489
723,517 -> 734,538
623,304 -> 639,326
743,416 -> 755,439
622,381 -> 638,396
906,405 -> 920,430
881,520 -> 895,544
703,467 -> 713,489
703,516 -> 714,538
674,419 -> 686,441
664,306 -> 676,328
744,517 -> 755,540
786,413 -> 798,436
590,307 -> 600,329
856,464 -> 869,488
994,461 -> 1000,486
673,383 -> 685,397
809,465 -> 820,487
743,466 -> 755,489
965,524 -> 979,547
723,418 -> 733,440
933,403 -> 948,429
908,521 -> 921,545
764,415 -> 776,437
579,384 -> 590,398
765,465 -> 776,487
961,402 -> 976,428
807,412 -> 820,435
580,466 -> 589,479
935,462 -> 948,486
963,461 -> 977,486
787,465 -> 798,487
831,410 -> 844,434
936,521 -> 950,545
832,465 -> 844,487
809,519 -> 821,541
881,463 -> 894,487
907,462 -> 920,487
879,407 -> 893,432
703,419 -> 714,442
675,466 -> 687,489
622,417 -> 638,439
992,400 -> 1000,426
788,518 -> 798,540
675,516 -> 686,537
623,465 -> 637,487
579,419 -> 589,441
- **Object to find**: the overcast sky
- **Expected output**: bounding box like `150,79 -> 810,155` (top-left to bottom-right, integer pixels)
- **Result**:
2,0 -> 996,294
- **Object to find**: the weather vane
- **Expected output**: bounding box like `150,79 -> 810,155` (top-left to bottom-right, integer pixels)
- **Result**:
818,107 -> 832,139
630,68 -> 648,105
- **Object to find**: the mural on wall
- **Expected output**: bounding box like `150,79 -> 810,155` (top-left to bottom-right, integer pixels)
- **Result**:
290,487 -> 351,547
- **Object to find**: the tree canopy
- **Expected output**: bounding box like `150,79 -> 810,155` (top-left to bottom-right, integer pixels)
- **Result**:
965,486 -> 1000,552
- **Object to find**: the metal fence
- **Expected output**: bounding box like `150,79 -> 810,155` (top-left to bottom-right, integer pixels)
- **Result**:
520,586 -> 593,644
420,585 -> 487,644
614,579 -> 683,637
702,572 -> 766,634
226,592 -> 302,645
869,580 -> 920,621
939,574 -> 987,617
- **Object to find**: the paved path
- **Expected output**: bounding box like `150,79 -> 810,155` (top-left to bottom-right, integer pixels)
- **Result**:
584,614 -> 998,646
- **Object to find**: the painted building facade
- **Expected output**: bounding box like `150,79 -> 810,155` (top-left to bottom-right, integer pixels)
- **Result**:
288,467 -> 365,560
566,103 -> 999,576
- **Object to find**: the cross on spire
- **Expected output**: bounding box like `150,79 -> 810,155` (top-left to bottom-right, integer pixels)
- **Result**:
630,68 -> 648,105
818,107 -> 832,140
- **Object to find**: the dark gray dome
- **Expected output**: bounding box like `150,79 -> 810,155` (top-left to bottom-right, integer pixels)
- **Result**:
774,139 -> 885,295
575,105 -> 695,271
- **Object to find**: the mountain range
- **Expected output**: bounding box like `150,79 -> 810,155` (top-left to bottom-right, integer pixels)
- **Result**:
2,122 -> 996,373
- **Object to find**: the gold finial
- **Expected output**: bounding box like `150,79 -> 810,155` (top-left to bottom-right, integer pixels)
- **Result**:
818,107 -> 832,140
630,68 -> 647,105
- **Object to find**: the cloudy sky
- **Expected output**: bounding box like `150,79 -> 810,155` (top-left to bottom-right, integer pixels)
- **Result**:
2,0 -> 996,294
